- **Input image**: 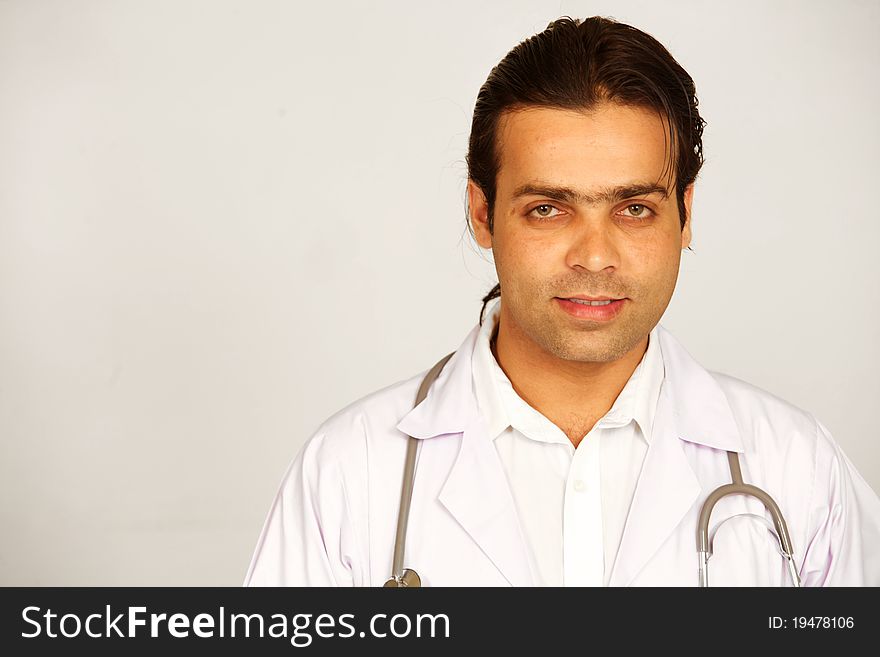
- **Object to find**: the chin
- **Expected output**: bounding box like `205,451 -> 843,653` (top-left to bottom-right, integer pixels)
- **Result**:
565,329 -> 643,363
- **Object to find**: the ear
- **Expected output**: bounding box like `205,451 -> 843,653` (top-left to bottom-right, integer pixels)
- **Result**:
680,183 -> 694,250
467,179 -> 493,250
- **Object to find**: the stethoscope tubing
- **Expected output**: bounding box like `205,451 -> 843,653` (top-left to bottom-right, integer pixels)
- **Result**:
385,352 -> 455,587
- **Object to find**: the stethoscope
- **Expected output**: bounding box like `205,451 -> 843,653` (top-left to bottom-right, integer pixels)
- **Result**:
384,351 -> 802,587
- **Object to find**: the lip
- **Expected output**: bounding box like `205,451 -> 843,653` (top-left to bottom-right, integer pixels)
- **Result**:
555,297 -> 627,321
564,295 -> 620,302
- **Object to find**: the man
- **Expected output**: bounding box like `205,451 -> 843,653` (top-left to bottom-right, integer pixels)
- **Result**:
244,16 -> 880,586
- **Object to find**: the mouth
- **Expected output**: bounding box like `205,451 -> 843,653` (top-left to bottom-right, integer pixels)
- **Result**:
560,296 -> 620,306
555,296 -> 627,321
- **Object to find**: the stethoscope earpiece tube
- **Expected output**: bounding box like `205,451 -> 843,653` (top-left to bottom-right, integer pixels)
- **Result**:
384,351 -> 456,589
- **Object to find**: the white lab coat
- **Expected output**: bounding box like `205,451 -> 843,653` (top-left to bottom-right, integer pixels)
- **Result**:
244,322 -> 880,586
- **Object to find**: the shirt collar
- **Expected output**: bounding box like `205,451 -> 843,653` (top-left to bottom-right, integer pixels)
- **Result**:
471,297 -> 665,445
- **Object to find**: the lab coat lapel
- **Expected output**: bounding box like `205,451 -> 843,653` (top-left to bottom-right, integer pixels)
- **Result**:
608,325 -> 745,587
395,323 -> 535,587
607,383 -> 702,586
438,415 -> 535,587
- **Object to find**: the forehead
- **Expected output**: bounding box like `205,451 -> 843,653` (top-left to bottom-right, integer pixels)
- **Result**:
495,104 -> 674,195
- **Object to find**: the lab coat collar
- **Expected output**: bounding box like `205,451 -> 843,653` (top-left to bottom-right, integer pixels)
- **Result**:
395,322 -> 482,439
396,318 -> 744,454
656,325 -> 744,453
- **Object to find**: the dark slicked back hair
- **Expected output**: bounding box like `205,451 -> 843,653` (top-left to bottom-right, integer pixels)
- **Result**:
466,16 -> 706,325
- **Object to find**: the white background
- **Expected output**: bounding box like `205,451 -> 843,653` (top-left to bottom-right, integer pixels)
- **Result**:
1,0 -> 878,585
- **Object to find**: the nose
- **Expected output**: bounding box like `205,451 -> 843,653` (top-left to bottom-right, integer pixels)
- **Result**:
564,218 -> 621,273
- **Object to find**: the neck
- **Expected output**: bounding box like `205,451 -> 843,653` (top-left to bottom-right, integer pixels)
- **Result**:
490,308 -> 647,447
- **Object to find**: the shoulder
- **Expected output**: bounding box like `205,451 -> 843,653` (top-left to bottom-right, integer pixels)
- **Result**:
293,366 -> 429,468
705,375 -> 880,586
267,366 -> 430,520
705,369 -> 838,481
708,370 -> 817,435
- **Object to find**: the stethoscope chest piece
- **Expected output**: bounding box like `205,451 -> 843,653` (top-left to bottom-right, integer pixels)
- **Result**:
383,568 -> 421,588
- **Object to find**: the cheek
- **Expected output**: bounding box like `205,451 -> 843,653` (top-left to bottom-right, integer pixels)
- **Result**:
637,247 -> 683,297
626,231 -> 681,269
496,235 -> 559,282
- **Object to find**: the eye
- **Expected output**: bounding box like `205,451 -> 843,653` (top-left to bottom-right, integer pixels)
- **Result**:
527,203 -> 563,221
620,204 -> 655,221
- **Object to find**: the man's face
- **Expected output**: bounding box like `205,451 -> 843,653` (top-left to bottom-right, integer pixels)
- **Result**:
469,103 -> 693,364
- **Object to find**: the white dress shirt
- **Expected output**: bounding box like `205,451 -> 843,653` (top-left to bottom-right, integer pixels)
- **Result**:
471,297 -> 665,586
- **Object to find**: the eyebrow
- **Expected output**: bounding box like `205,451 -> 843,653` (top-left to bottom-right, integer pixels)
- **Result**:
511,181 -> 670,206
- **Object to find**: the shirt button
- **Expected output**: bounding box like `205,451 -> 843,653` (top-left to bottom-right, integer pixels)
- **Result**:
573,479 -> 585,492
